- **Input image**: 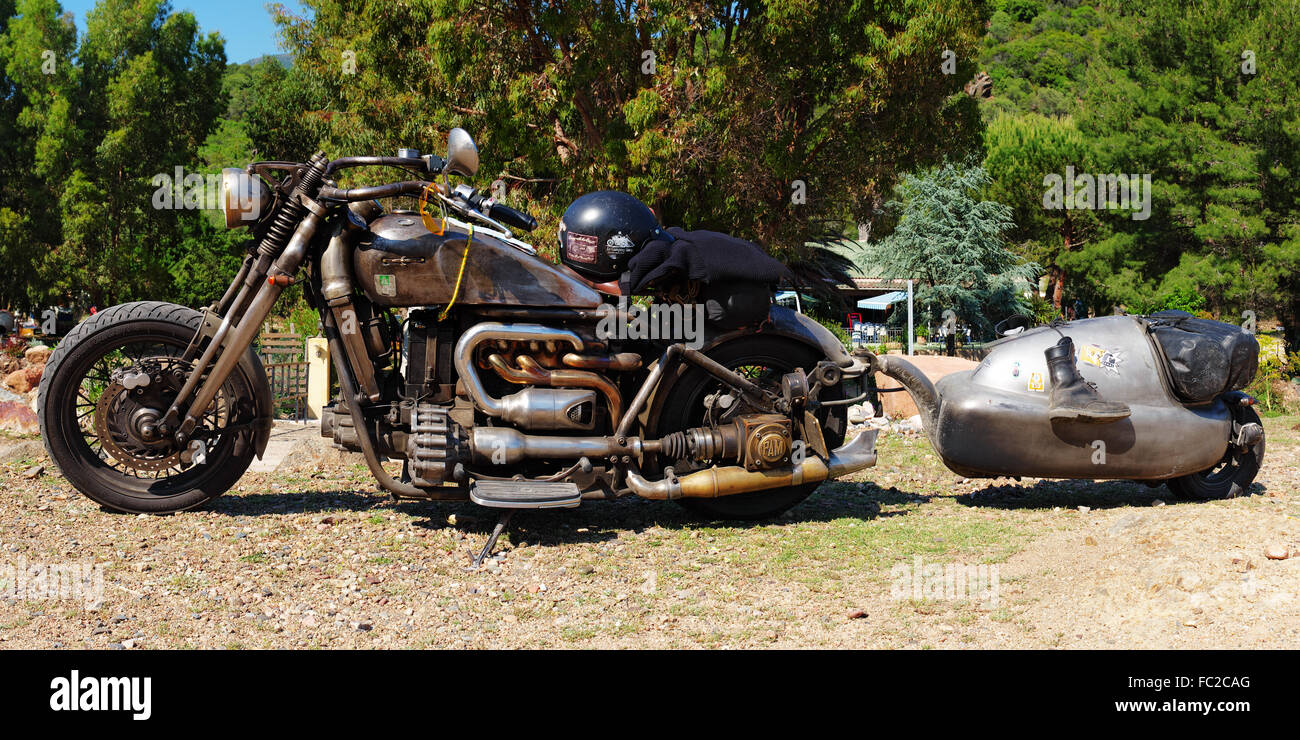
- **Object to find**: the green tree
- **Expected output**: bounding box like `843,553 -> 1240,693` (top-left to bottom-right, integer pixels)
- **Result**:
2,0 -> 228,307
863,163 -> 1039,335
0,0 -> 77,310
1075,0 -> 1300,337
983,112 -> 1093,311
270,0 -> 989,262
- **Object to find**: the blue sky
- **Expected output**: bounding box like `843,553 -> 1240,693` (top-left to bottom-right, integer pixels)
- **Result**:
57,0 -> 304,64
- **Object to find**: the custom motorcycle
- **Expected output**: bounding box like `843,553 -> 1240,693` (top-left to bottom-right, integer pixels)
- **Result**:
38,129 -> 877,560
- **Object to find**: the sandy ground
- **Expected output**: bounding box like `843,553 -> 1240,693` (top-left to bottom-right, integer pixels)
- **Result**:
0,416 -> 1296,649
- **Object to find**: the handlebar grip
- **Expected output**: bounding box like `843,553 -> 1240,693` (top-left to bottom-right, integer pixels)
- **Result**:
488,202 -> 537,232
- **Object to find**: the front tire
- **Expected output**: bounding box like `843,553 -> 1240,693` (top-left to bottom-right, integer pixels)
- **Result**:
38,301 -> 262,514
653,336 -> 847,520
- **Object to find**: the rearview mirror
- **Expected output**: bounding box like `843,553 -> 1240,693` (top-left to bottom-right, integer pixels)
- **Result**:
445,128 -> 479,177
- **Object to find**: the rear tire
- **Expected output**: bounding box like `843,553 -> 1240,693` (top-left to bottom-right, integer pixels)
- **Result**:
38,301 -> 261,514
654,337 -> 847,520
1167,406 -> 1264,501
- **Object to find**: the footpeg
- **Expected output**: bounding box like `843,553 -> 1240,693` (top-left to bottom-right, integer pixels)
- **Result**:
469,480 -> 582,509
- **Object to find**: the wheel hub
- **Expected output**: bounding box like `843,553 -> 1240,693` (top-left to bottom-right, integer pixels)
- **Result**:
92,361 -> 190,473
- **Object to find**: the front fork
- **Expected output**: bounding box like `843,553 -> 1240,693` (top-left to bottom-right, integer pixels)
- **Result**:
160,203 -> 327,446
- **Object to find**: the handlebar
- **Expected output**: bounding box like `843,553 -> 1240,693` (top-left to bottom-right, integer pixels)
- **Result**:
325,155 -> 445,176
488,202 -> 537,231
316,180 -> 537,234
317,180 -> 432,202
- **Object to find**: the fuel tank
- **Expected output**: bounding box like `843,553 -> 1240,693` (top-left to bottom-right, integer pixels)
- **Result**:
907,316 -> 1233,480
353,213 -> 602,309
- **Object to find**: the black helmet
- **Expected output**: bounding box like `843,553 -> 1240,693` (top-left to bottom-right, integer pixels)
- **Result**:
558,191 -> 666,282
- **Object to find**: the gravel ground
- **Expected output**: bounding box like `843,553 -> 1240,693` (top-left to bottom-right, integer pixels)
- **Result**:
0,416 -> 1296,649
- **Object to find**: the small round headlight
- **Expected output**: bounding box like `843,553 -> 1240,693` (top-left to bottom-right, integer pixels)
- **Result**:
221,168 -> 271,229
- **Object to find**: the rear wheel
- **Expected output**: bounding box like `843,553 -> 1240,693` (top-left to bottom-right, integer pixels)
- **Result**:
1167,406 -> 1265,501
653,337 -> 847,520
38,302 -> 262,514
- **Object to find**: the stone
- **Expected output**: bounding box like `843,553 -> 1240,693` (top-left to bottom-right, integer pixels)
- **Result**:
1108,513 -> 1147,537
23,363 -> 43,385
0,400 -> 37,435
24,345 -> 52,365
3,369 -> 31,393
1264,544 -> 1291,560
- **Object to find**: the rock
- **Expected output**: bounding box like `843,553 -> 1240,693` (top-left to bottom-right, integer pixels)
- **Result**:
1108,513 -> 1147,537
21,465 -> 43,479
1077,505 -> 1091,514
3,369 -> 31,393
1084,536 -> 1097,546
893,415 -> 923,434
24,345 -> 51,365
0,354 -> 17,375
847,609 -> 868,620
23,362 -> 45,386
847,404 -> 872,424
0,400 -> 38,435
1264,544 -> 1291,560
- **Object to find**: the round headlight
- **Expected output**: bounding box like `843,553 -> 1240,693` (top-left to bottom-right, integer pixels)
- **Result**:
221,168 -> 271,229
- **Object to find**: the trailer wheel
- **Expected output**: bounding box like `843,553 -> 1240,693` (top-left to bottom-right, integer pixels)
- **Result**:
1167,406 -> 1264,501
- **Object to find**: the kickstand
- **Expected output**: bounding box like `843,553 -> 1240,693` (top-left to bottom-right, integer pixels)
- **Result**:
472,510 -> 515,569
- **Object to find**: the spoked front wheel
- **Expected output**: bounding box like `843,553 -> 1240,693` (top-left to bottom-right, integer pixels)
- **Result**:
38,302 -> 264,513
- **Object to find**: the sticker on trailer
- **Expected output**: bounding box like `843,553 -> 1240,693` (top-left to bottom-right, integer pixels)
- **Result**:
375,274 -> 397,297
1080,343 -> 1124,375
1080,343 -> 1106,367
1027,371 -> 1045,392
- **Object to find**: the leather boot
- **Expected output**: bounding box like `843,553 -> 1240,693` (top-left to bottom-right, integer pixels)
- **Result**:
1045,337 -> 1131,423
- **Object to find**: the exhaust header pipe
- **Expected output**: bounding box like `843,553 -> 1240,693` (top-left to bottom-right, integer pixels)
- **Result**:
625,430 -> 878,499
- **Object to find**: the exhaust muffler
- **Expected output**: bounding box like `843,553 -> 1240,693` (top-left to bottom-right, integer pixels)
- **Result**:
624,430 -> 878,499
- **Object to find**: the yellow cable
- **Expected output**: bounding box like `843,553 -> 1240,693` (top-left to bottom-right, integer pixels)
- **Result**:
438,224 -> 472,322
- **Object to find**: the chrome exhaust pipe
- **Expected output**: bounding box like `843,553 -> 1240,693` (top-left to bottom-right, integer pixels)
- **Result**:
453,323 -> 585,419
625,430 -> 878,499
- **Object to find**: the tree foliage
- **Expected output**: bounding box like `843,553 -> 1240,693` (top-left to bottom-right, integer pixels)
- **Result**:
863,163 -> 1038,335
270,0 -> 989,260
0,0 -> 229,308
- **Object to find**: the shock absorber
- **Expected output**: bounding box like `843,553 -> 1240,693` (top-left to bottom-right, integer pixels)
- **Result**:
257,152 -> 329,260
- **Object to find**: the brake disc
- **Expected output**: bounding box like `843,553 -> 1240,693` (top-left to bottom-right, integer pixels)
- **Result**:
93,370 -> 186,474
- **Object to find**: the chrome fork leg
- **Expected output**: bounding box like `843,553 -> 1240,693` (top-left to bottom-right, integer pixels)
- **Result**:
165,210 -> 323,442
